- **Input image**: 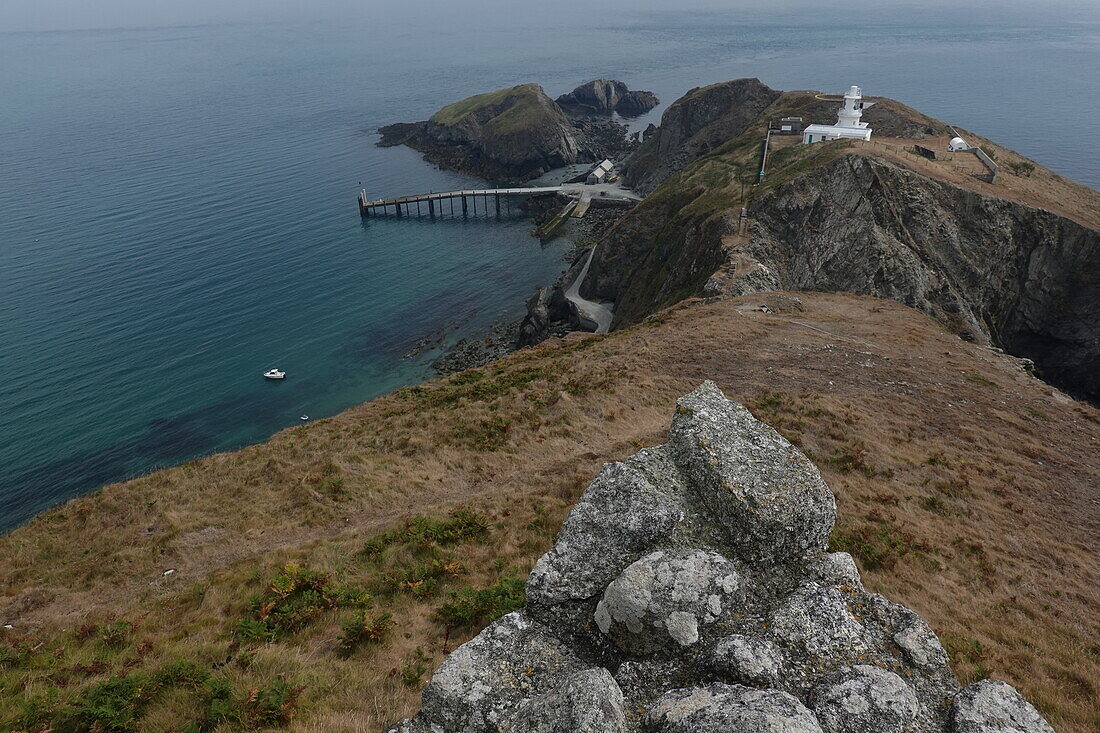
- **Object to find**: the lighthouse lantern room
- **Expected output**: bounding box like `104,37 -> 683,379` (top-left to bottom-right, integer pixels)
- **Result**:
803,85 -> 875,144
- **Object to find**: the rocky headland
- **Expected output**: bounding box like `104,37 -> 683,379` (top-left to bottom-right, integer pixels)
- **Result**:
2,75 -> 1098,733
562,79 -> 1100,402
378,80 -> 657,182
389,382 -> 1055,733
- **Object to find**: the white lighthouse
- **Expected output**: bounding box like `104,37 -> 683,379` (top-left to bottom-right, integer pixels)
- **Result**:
803,85 -> 875,144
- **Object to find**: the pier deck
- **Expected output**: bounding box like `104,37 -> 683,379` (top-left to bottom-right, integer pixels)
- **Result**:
358,183 -> 638,217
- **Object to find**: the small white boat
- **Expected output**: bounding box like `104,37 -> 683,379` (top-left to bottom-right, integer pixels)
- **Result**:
264,368 -> 286,380
299,415 -> 310,421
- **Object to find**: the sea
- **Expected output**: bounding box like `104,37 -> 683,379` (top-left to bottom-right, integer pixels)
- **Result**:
2,1 -> 1098,532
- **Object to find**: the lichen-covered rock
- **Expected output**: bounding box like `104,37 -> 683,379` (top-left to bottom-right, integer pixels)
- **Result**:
388,383 -> 1053,733
808,665 -> 919,733
703,634 -> 784,687
807,552 -> 864,592
411,611 -> 589,732
894,622 -> 950,670
669,381 -> 836,566
768,583 -> 868,666
646,683 -> 823,732
527,462 -> 681,607
510,668 -> 627,733
951,680 -> 1056,733
594,549 -> 746,653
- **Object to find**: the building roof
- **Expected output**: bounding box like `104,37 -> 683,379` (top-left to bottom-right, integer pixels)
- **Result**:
803,124 -> 872,139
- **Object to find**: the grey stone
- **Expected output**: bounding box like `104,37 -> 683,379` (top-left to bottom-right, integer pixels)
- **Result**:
388,384 -> 1054,733
768,583 -> 868,664
509,668 -> 627,733
668,381 -> 836,566
412,611 -> 588,732
646,683 -> 823,732
808,552 -> 864,592
894,622 -> 950,670
951,680 -> 1055,733
527,461 -> 681,607
808,665 -> 919,733
594,548 -> 746,654
703,634 -> 784,687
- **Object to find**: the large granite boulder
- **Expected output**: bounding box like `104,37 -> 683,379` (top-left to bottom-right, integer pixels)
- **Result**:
950,680 -> 1055,733
807,665 -> 919,733
669,380 -> 836,567
593,549 -> 747,653
388,382 -> 1053,733
646,684 -> 823,732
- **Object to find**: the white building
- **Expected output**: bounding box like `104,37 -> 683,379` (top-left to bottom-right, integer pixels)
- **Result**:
948,136 -> 970,152
803,85 -> 875,144
587,159 -> 614,185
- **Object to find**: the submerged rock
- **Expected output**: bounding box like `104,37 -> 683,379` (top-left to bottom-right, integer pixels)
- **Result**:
387,382 -> 1053,733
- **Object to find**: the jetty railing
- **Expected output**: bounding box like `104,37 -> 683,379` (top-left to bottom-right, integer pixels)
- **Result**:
358,187 -> 566,217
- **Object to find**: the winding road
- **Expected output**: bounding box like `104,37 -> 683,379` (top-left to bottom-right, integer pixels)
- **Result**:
564,245 -> 613,334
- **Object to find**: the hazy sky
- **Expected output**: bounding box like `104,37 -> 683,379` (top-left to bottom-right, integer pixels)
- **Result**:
3,0 -> 1094,33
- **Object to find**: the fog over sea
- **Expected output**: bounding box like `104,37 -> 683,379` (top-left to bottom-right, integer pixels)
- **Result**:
2,1 -> 1098,531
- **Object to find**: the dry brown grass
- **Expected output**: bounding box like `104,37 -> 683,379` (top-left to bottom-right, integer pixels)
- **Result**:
2,292 -> 1098,731
855,134 -> 1100,231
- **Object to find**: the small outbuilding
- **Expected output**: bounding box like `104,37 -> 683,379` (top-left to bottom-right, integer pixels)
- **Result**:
777,117 -> 804,135
587,159 -> 614,185
948,136 -> 970,152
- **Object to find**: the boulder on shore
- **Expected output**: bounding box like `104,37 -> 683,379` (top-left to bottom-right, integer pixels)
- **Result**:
386,382 -> 1053,733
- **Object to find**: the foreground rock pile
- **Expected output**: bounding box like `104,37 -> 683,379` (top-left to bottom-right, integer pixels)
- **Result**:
387,382 -> 1054,732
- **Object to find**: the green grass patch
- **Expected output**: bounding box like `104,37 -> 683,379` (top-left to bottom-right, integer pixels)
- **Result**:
361,508 -> 490,557
436,578 -> 526,629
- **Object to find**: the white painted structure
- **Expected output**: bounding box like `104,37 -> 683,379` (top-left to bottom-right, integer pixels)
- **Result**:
948,136 -> 970,152
587,158 -> 614,185
803,85 -> 875,144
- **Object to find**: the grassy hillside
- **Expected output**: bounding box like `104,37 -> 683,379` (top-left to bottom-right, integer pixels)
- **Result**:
2,292 -> 1098,731
428,83 -> 553,136
586,90 -> 1100,330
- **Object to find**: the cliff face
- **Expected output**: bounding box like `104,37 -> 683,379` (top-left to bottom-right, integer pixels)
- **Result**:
743,154 -> 1100,401
555,79 -> 659,117
389,382 -> 1055,733
622,78 -> 782,194
378,84 -> 581,181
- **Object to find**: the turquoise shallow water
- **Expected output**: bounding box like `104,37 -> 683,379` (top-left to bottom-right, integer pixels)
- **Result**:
2,4 -> 1098,531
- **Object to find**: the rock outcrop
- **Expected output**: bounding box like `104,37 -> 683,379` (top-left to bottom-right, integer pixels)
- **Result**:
556,79 -> 659,117
744,153 -> 1100,401
622,78 -> 782,194
378,84 -> 582,182
387,382 -> 1053,732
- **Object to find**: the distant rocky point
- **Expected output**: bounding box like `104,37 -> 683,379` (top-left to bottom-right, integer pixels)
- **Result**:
555,79 -> 659,117
378,80 -> 652,182
388,381 -> 1055,732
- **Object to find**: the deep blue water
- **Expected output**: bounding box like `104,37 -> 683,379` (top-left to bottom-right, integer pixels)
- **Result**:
2,3 -> 1098,531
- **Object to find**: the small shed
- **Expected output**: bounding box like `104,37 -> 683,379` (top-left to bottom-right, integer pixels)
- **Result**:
948,136 -> 970,152
587,159 -> 614,185
777,117 -> 804,135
